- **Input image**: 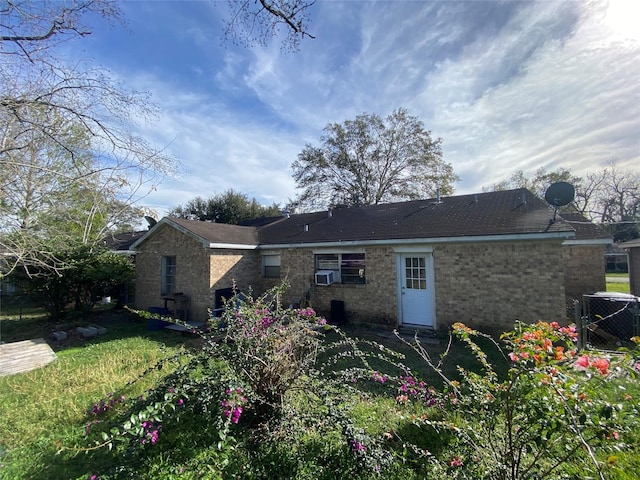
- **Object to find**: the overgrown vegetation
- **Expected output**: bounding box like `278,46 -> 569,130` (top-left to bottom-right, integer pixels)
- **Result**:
18,246 -> 135,319
1,286 -> 638,479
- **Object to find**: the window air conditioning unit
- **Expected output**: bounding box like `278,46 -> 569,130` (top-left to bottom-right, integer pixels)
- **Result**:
315,270 -> 335,286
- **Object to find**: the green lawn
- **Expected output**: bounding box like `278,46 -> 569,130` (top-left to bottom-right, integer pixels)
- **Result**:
607,281 -> 631,294
0,308 -> 191,479
0,306 -> 638,479
606,273 -> 630,278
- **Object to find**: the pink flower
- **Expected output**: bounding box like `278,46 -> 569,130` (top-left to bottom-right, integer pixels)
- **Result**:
449,456 -> 463,467
575,355 -> 590,368
592,357 -> 609,375
396,394 -> 409,404
508,352 -> 519,362
373,371 -> 387,383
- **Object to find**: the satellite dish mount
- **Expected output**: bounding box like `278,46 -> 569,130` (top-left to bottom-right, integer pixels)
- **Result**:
544,182 -> 575,223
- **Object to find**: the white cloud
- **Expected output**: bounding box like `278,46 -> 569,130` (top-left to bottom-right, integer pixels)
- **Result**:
88,0 -> 639,217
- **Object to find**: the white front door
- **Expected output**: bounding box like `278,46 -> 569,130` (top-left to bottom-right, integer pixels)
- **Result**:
398,253 -> 435,327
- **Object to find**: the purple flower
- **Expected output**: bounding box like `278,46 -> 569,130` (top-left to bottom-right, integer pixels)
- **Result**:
351,440 -> 367,453
373,371 -> 387,383
231,407 -> 243,424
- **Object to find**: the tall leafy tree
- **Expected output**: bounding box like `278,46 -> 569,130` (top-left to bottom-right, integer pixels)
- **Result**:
291,108 -> 459,210
484,167 -> 583,202
170,190 -> 282,225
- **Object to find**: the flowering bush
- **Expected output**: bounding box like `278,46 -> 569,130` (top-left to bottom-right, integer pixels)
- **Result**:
387,321 -> 640,479
218,284 -> 328,421
77,292 -> 639,478
81,282 -> 330,476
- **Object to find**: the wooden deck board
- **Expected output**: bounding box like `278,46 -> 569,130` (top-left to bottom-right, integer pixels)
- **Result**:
0,338 -> 57,377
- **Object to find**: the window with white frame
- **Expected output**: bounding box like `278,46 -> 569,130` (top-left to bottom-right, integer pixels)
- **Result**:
315,253 -> 365,284
161,255 -> 176,295
262,254 -> 281,278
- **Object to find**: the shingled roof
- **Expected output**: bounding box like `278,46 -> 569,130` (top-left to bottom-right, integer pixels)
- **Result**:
556,211 -> 612,243
132,216 -> 261,250
258,188 -> 575,246
133,189 -> 583,250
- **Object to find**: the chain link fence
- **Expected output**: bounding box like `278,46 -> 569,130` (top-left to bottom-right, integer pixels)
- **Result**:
577,293 -> 640,350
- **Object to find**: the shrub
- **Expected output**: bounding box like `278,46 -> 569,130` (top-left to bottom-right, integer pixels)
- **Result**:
78,290 -> 640,479
81,283 -> 330,477
388,321 -> 640,479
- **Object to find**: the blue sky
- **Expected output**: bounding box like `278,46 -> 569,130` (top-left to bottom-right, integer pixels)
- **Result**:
79,0 -> 639,217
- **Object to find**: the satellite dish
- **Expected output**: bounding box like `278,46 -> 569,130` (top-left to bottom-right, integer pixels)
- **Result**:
544,182 -> 575,223
144,216 -> 157,228
544,182 -> 575,207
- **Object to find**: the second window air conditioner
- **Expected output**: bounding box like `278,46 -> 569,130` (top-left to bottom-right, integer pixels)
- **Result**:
315,270 -> 335,286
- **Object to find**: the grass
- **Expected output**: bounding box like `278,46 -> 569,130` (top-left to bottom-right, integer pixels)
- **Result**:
606,272 -> 631,294
0,307 -> 192,479
607,281 -> 631,294
0,305 -> 638,479
606,273 -> 630,278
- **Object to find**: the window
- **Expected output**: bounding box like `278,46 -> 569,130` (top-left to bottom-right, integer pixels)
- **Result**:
161,256 -> 176,295
404,256 -> 426,290
315,253 -> 365,284
263,254 -> 281,278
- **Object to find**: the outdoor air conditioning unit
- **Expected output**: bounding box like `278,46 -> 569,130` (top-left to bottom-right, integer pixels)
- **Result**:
315,270 -> 335,286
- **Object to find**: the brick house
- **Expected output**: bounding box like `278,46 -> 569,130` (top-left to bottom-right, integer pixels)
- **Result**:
557,211 -> 612,301
132,188 -> 610,332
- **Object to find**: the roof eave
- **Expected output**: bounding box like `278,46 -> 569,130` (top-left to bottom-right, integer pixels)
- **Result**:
131,217 -> 212,250
563,238 -> 613,246
258,231 -> 575,250
208,243 -> 258,250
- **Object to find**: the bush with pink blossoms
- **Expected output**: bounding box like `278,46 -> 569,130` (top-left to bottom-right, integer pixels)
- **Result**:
386,321 -> 640,479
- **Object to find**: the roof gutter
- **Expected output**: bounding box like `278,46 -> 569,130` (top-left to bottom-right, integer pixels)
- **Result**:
563,239 -> 612,246
259,231 -> 575,250
208,243 -> 258,250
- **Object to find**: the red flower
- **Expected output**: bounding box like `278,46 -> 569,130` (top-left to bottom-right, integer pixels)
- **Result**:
592,357 -> 609,375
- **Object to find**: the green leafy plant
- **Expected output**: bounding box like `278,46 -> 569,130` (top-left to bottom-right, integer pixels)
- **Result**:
81,283 -> 331,477
217,283 -> 328,421
388,321 -> 640,479
19,245 -> 134,318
